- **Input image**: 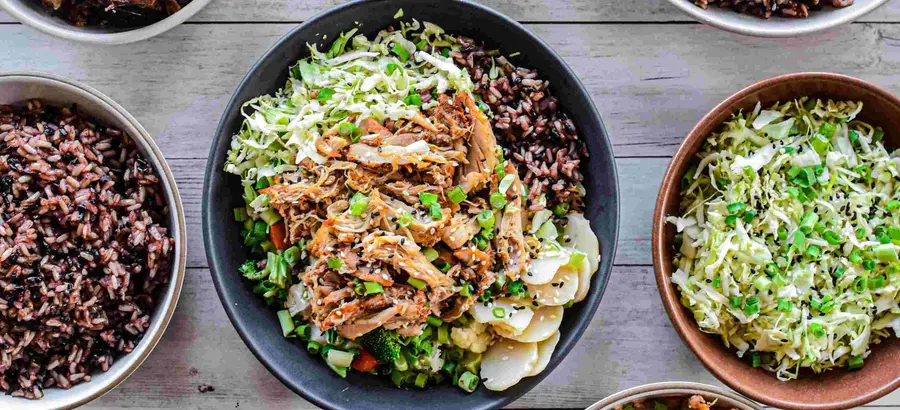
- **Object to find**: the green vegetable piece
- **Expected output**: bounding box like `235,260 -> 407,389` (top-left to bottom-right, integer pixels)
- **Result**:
777,298 -> 793,313
742,209 -> 757,223
492,307 -> 506,319
863,258 -> 877,271
875,243 -> 899,263
408,277 -> 427,290
327,257 -> 343,270
730,295 -> 743,309
833,266 -> 845,278
849,130 -> 860,143
874,127 -> 884,142
391,43 -> 410,61
853,276 -> 868,293
317,87 -> 335,102
819,122 -> 837,139
553,202 -> 570,217
809,322 -> 826,338
725,215 -> 738,227
277,310 -> 295,338
793,231 -> 807,252
364,282 -> 384,295
476,210 -> 495,230
399,211 -> 413,228
458,371 -> 479,393
349,192 -> 369,216
806,245 -> 821,259
423,247 -> 439,262
448,186 -> 467,204
429,203 -> 443,220
799,211 -> 819,234
887,200 -> 900,212
358,328 -> 401,364
490,192 -> 506,209
848,356 -> 864,370
727,202 -> 746,214
849,250 -> 863,265
823,230 -> 842,245
386,63 -> 400,75
419,192 -> 439,205
459,281 -> 473,297
744,296 -> 760,316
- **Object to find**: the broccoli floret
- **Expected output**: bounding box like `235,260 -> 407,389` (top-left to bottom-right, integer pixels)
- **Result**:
358,328 -> 401,364
240,260 -> 265,280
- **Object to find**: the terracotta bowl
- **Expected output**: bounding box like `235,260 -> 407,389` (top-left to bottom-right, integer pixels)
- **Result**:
652,72 -> 900,410
586,382 -> 762,410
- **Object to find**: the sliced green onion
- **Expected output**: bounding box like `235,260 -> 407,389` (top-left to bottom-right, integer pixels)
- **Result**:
399,211 -> 413,228
849,250 -> 863,265
778,226 -> 788,241
799,211 -> 819,234
887,200 -> 900,212
849,129 -> 860,143
426,315 -> 443,327
295,324 -> 311,340
277,310 -> 295,337
386,63 -> 400,75
833,266 -> 845,278
729,295 -> 743,309
307,340 -> 321,354
489,192 -> 506,209
458,371 -> 479,393
473,234 -> 488,251
423,247 -> 440,262
327,257 -> 343,270
448,186 -> 467,204
869,275 -> 886,289
552,202 -> 570,217
349,192 -> 369,216
793,230 -> 807,252
492,307 -> 506,319
853,276 -> 868,293
429,203 -> 443,220
848,356 -> 864,370
364,282 -> 384,295
809,322 -> 826,338
875,244 -> 899,262
234,207 -> 249,222
391,43 -> 410,61
777,298 -> 793,312
476,210 -> 495,230
726,202 -> 746,214
326,349 -> 355,369
459,281 -> 473,297
742,209 -> 757,223
437,325 -> 450,344
753,276 -> 772,292
408,277 -> 427,290
806,245 -> 821,259
404,93 -> 422,106
819,122 -> 837,139
419,192 -> 439,205
725,215 -> 737,227
823,230 -> 842,245
712,276 -> 721,288
863,258 -> 877,271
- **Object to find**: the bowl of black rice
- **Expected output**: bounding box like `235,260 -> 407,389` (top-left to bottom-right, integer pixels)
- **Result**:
203,0 -> 619,409
0,71 -> 186,409
0,0 -> 210,45
666,0 -> 888,37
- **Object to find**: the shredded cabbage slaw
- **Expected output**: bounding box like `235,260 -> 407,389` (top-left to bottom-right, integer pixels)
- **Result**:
669,98 -> 900,380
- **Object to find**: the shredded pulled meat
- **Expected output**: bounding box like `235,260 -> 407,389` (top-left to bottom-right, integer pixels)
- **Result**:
269,92 -> 534,339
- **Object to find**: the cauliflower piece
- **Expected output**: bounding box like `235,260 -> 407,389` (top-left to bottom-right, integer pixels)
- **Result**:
451,321 -> 492,353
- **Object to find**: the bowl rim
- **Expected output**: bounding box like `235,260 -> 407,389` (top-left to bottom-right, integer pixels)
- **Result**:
0,0 -> 211,45
585,381 -> 763,410
202,0 -> 620,409
652,72 -> 900,409
0,70 -> 187,409
663,0 -> 889,37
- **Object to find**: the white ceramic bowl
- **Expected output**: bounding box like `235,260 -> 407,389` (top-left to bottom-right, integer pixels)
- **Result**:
587,382 -> 762,410
0,71 -> 186,410
0,0 -> 210,44
666,0 -> 888,37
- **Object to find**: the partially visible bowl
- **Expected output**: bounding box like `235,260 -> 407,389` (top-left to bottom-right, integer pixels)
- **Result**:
0,71 -> 186,410
202,1 -> 620,409
586,382 -> 762,410
653,72 -> 900,409
665,0 -> 888,37
0,0 -> 210,44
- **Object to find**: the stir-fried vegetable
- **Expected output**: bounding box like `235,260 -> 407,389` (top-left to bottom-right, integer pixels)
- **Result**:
669,98 -> 900,380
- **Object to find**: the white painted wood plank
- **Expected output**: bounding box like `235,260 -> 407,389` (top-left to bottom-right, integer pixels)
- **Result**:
4,0 -> 898,23
3,23 -> 900,160
79,266 -> 900,409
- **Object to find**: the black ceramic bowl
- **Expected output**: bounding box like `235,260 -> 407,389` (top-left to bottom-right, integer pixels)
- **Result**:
202,1 -> 619,409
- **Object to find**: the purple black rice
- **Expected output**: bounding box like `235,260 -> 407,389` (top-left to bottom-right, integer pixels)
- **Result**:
691,0 -> 855,19
452,36 -> 588,213
0,100 -> 174,399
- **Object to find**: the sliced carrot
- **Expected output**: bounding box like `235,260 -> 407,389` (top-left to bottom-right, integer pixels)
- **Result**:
351,350 -> 379,373
269,221 -> 288,250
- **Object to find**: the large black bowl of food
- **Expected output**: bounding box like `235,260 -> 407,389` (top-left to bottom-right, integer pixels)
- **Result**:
202,1 -> 619,409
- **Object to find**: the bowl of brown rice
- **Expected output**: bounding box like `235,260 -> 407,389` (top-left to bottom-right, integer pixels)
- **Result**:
0,71 -> 186,409
666,0 -> 889,37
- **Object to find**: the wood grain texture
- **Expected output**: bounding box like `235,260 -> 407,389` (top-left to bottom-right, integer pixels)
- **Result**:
4,0 -> 897,23
0,0 -> 898,407
4,23 -> 900,159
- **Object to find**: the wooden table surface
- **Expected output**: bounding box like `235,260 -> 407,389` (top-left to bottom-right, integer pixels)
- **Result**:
3,0 -> 900,408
